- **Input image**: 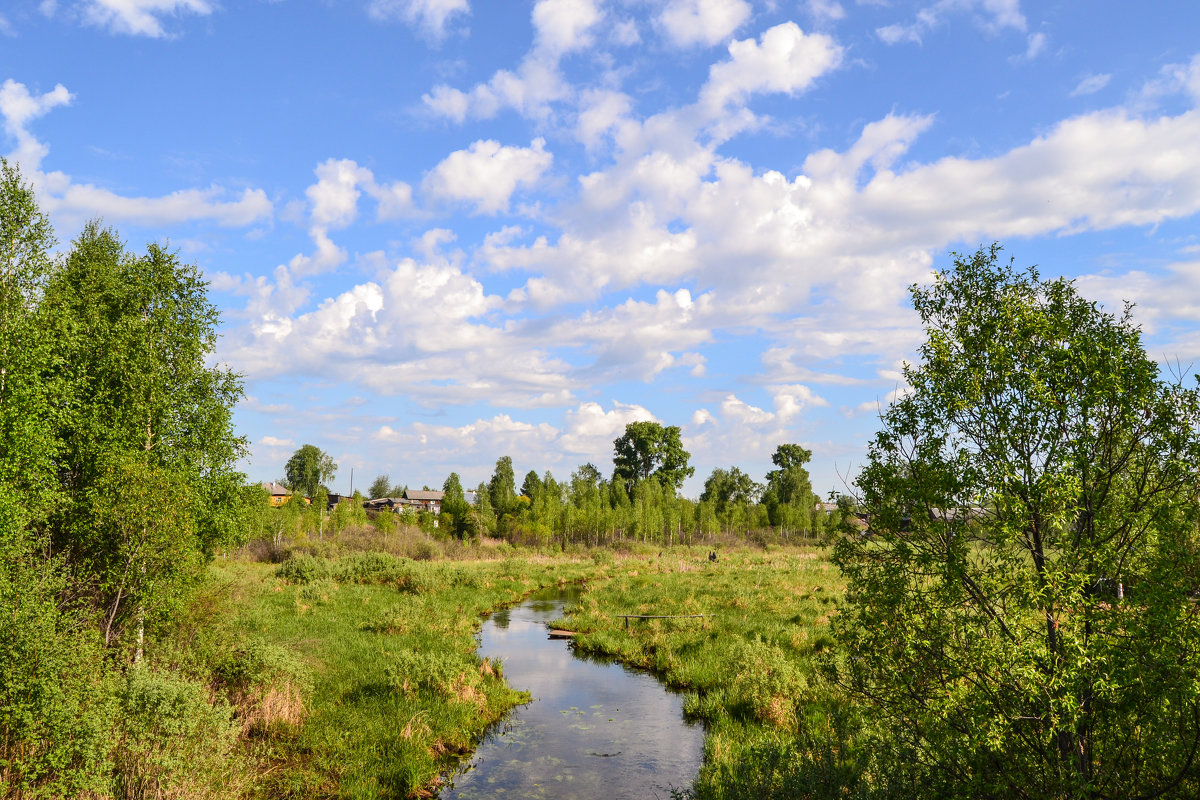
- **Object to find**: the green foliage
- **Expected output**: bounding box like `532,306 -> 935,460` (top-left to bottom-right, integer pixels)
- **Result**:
834,245 -> 1200,799
367,473 -> 393,500
385,649 -> 481,697
112,667 -> 240,800
0,161 -> 249,795
441,471 -> 470,539
612,420 -> 694,493
283,444 -> 337,500
0,510 -> 113,797
488,455 -> 517,520
276,553 -> 334,584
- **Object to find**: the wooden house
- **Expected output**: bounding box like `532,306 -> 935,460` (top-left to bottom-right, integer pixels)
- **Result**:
403,489 -> 444,514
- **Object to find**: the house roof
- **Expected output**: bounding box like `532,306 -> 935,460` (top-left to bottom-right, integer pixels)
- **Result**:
262,481 -> 289,496
405,490 -> 445,501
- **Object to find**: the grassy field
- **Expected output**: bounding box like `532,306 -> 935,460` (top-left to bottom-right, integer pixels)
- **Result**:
209,536 -> 849,798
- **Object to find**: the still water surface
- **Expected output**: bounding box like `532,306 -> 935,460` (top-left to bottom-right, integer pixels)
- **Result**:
439,587 -> 705,799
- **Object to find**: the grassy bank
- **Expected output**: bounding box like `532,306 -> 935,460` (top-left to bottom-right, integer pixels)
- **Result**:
549,547 -> 857,799
184,536 -> 853,799
223,549 -> 601,798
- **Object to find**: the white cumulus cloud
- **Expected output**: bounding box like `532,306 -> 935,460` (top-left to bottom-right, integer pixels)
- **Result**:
657,0 -> 750,48
532,0 -> 602,55
424,138 -> 552,214
701,22 -> 843,111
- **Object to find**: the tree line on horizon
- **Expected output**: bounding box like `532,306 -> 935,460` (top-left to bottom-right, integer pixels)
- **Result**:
273,421 -> 844,547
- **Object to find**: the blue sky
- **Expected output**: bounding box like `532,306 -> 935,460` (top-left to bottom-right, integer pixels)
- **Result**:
3,0 -> 1199,497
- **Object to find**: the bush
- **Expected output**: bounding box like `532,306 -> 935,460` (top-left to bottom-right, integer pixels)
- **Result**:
112,667 -> 241,800
275,554 -> 332,584
384,649 -> 481,699
0,538 -> 114,797
333,552 -> 410,584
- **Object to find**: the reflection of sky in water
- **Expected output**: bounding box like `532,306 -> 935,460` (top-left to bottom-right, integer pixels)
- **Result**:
439,588 -> 705,799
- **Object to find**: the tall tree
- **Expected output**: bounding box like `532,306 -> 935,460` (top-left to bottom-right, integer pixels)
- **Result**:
441,472 -> 470,539
520,469 -> 543,502
368,473 -> 393,499
612,421 -> 693,494
488,455 -> 517,517
284,444 -> 337,500
700,467 -> 760,515
834,246 -> 1200,798
763,443 -> 816,530
0,161 -> 113,792
0,159 -> 60,515
46,223 -> 246,647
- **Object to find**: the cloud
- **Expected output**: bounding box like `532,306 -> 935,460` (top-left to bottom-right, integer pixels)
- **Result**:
367,0 -> 469,40
701,22 -> 844,111
307,157 -> 415,228
845,385 -> 912,417
39,179 -> 273,228
0,79 -> 72,169
219,254 -> 582,409
423,61 -> 569,123
1131,55 -> 1200,111
1070,73 -> 1111,97
79,0 -> 213,37
684,385 -> 827,470
877,0 -> 1025,45
532,0 -> 601,55
575,89 -> 633,149
422,0 -> 599,122
1014,31 -> 1047,62
559,401 -> 656,455
308,159 -> 375,230
260,435 -> 296,448
657,0 -> 750,48
804,0 -> 845,25
424,138 -> 552,214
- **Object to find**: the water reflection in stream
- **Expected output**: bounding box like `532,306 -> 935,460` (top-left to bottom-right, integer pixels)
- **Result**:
439,587 -> 705,799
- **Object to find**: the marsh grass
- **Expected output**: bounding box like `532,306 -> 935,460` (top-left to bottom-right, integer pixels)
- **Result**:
224,553 -> 598,798
202,541 -> 853,798
552,546 -> 855,798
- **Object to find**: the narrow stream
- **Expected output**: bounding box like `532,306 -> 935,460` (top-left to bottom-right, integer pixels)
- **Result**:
439,586 -> 705,799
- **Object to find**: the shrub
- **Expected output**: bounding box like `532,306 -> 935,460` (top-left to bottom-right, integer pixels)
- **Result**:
0,539 -> 114,797
384,649 -> 482,702
730,637 -> 806,728
275,554 -> 332,584
216,641 -> 311,736
112,667 -> 241,800
333,552 -> 409,584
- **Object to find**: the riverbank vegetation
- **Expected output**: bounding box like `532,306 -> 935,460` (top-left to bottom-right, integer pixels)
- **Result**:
223,537 -> 847,799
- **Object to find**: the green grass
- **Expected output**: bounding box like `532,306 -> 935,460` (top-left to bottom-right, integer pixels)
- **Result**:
210,541 -> 852,799
221,554 -> 599,798
550,546 -> 854,799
